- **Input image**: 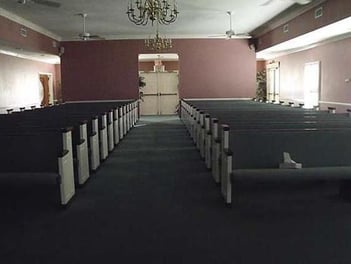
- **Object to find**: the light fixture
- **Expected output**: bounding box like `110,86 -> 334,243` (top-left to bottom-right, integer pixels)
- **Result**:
127,0 -> 179,26
145,30 -> 172,51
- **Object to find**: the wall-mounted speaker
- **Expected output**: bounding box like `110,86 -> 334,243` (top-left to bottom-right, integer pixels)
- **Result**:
58,46 -> 65,56
248,38 -> 258,51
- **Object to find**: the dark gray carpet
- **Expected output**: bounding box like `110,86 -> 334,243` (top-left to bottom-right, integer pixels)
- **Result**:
1,115 -> 351,264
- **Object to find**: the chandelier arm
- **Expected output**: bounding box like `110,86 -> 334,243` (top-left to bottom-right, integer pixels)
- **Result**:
127,0 -> 178,26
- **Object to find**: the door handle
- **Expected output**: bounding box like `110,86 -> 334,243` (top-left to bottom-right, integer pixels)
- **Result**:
159,93 -> 178,96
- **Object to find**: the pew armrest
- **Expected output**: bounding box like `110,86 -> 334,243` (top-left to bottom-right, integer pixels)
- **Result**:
58,149 -> 69,158
77,139 -> 85,146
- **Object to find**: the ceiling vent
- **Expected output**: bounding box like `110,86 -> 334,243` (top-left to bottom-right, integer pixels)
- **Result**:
315,7 -> 323,19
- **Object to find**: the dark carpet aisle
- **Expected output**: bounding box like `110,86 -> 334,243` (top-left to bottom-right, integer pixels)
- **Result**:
2,115 -> 351,263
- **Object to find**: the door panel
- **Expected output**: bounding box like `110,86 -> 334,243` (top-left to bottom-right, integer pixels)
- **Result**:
139,72 -> 179,115
304,61 -> 320,109
140,72 -> 159,115
141,94 -> 159,115
159,72 -> 179,115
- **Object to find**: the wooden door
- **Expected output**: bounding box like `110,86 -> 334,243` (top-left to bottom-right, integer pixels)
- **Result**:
39,75 -> 50,107
139,72 -> 159,115
159,72 -> 179,115
303,61 -> 320,109
139,72 -> 179,115
266,62 -> 280,102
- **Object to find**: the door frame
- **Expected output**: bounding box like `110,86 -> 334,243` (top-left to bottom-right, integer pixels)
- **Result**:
266,61 -> 280,102
303,61 -> 321,109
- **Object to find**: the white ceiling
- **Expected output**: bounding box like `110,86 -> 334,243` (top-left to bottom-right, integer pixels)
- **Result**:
0,0 -> 350,64
0,0 -> 298,40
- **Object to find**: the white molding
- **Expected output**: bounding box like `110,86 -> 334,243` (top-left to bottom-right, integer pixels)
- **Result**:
182,98 -> 252,101
65,99 -> 135,104
281,98 -> 304,102
319,101 -> 351,107
0,7 -> 61,41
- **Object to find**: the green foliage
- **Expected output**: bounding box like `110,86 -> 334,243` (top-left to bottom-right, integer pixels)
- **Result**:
139,76 -> 146,88
256,70 -> 267,100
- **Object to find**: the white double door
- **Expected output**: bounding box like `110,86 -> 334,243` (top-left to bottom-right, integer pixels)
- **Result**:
139,72 -> 179,115
266,62 -> 280,102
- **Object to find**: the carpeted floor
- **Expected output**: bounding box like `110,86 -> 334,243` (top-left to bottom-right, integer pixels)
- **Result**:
1,115 -> 351,263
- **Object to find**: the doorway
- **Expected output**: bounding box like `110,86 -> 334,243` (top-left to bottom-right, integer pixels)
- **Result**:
303,61 -> 320,109
138,54 -> 179,115
39,73 -> 54,106
266,62 -> 280,102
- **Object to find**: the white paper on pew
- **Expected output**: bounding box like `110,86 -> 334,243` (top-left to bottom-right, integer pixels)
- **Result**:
279,152 -> 302,169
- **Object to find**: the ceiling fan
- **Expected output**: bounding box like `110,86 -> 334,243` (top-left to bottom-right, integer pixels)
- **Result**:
210,11 -> 251,39
76,13 -> 104,41
261,0 -> 312,6
17,0 -> 61,8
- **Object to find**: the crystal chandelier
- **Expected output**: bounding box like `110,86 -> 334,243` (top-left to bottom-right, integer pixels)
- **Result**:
145,30 -> 172,51
127,0 -> 179,26
145,31 -> 172,51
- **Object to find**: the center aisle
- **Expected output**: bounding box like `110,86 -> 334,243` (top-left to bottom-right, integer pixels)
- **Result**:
76,115 -> 226,262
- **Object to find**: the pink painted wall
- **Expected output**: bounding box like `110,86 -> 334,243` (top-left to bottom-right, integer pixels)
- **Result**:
277,36 -> 351,112
60,39 -> 256,101
0,15 -> 59,55
0,53 -> 59,112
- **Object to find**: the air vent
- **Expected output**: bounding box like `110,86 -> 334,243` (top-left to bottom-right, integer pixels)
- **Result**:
20,27 -> 27,37
315,7 -> 323,19
283,24 -> 289,33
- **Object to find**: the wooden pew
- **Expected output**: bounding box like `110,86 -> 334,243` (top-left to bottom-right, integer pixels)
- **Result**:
0,128 -> 75,206
180,100 -> 351,205
0,112 -> 91,184
220,127 -> 351,204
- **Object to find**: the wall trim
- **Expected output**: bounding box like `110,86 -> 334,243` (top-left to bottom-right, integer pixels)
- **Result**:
182,98 -> 252,101
319,101 -> 351,107
65,99 -> 136,103
0,7 -> 61,41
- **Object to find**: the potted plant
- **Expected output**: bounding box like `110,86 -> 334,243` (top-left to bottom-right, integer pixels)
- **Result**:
256,70 -> 267,101
138,76 -> 146,101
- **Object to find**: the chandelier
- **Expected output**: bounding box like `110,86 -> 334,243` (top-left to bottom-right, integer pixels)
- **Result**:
145,30 -> 172,51
127,0 -> 179,26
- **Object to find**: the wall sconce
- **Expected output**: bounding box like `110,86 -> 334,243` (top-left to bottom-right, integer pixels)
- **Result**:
58,46 -> 65,56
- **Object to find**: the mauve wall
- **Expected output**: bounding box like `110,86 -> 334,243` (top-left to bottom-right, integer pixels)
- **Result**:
0,53 -> 59,112
0,15 -> 59,55
277,36 -> 351,112
257,61 -> 266,73
60,39 -> 256,101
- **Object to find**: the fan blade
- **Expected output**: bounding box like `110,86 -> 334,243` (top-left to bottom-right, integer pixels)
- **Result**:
88,35 -> 104,40
79,35 -> 104,41
31,0 -> 61,8
260,0 -> 275,6
232,33 -> 252,39
208,34 -> 227,38
295,0 -> 312,4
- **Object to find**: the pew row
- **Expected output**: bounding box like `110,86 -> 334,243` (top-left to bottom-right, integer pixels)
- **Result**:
180,99 -> 351,205
0,128 -> 75,205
